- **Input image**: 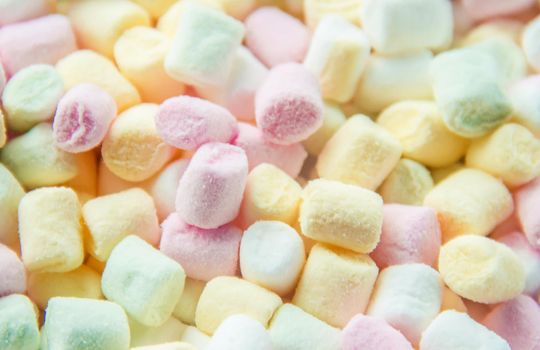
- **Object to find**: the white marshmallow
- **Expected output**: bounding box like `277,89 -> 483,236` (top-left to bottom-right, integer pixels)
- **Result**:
207,314 -> 272,350
522,16 -> 540,72
508,76 -> 540,137
181,326 -> 210,349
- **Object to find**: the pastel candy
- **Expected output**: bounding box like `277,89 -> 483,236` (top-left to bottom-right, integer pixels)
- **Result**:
207,314 -> 273,350
523,16 -> 540,72
509,75 -> 540,136
130,0 -> 178,19
371,204 -> 441,269
317,115 -> 402,190
102,104 -> 175,181
302,103 -> 346,156
0,244 -> 26,297
515,177 -> 540,248
304,15 -> 370,103
43,297 -> 130,350
342,314 -> 414,350
0,294 -> 40,350
156,0 -> 225,38
245,7 -> 310,67
431,163 -> 466,184
0,0 -> 53,26
0,164 -> 25,247
378,159 -> 434,206
67,0 -> 151,58
180,326 -> 210,349
129,317 -> 187,348
303,0 -> 363,29
255,63 -> 323,145
102,235 -> 186,326
18,187 -> 84,273
2,64 -> 64,132
233,122 -> 308,178
114,27 -> 185,103
160,213 -> 242,281
173,278 -> 206,325
439,235 -> 525,304
176,142 -> 248,229
56,50 -> 141,112
149,159 -> 189,221
83,188 -> 160,261
155,96 -> 238,150
132,343 -> 196,350
293,244 -> 378,327
423,169 -> 513,241
195,276 -> 282,334
0,14 -> 76,77
462,0 -> 535,21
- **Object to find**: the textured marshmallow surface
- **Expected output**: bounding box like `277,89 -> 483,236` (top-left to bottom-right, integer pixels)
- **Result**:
0,164 -> 25,247
515,177 -> 540,248
523,16 -> 540,72
207,314 -> 273,350
342,314 -> 414,350
0,294 -> 40,350
0,244 -> 26,297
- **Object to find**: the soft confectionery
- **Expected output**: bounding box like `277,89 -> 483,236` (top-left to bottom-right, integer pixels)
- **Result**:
342,314 -> 414,350
508,75 -> 540,137
302,102 -> 346,156
129,316 -> 187,348
515,177 -> 540,248
207,314 -> 273,350
173,278 -> 206,325
149,159 -> 190,221
0,0 -> 53,26
0,294 -> 40,350
0,244 -> 26,297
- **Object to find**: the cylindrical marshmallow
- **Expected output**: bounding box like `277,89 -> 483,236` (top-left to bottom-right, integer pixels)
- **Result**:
0,244 -> 26,297
207,314 -> 273,350
302,102 -> 346,156
0,294 -> 40,350
303,0 -> 362,29
509,75 -> 540,136
148,159 -> 190,222
515,177 -> 540,248
378,159 -> 434,206
523,16 -> 540,72
0,0 -> 53,26
173,278 -> 206,325
0,164 -> 25,248
342,314 -> 414,350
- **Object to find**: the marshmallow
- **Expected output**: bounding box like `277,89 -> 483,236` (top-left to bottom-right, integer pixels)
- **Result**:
304,16 -> 369,103
0,294 -> 40,350
129,317 -> 187,348
300,179 -> 383,253
515,177 -> 540,248
523,16 -> 540,72
302,103 -> 346,156
2,64 -> 64,132
419,310 -> 510,350
0,164 -> 24,248
102,103 -> 175,181
68,0 -> 151,58
439,235 -> 525,304
43,297 -> 130,350
462,0 -> 535,21
176,142 -> 248,229
378,159 -> 434,206
233,122 -> 308,178
195,276 -> 282,334
207,314 -> 273,350
149,159 -> 189,221
156,0 -> 225,38
0,244 -> 26,297
155,96 -> 238,150
371,204 -> 441,269
423,169 -> 513,241
56,50 -> 141,112
317,115 -> 402,190
509,75 -> 540,136
102,235 -> 186,326
165,3 -> 244,86
130,0 -> 178,19
83,188 -> 160,261
18,187 -> 84,273
303,0 -> 363,29
132,343 -> 196,350
342,314 -> 414,350
431,163 -> 466,184
180,326 -> 211,349
377,100 -> 469,168
27,265 -> 102,310
499,232 -> 540,296
268,303 -> 342,350
0,0 -> 53,25
64,151 -> 98,202
293,244 -> 378,327
458,20 -> 524,47
0,14 -> 76,77
239,164 -> 302,228
362,0 -> 453,55
441,286 -> 468,313
173,278 -> 206,325
114,27 -> 185,103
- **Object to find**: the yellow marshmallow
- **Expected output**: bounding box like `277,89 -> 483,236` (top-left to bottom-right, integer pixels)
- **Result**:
424,169 -> 513,242
0,109 -> 6,148
129,317 -> 187,348
63,151 -> 98,203
441,286 -> 467,313
439,235 -> 525,304
292,244 -> 378,328
27,265 -> 103,310
431,163 -> 465,184
132,343 -> 197,350
130,0 -> 178,19
317,115 -> 402,190
0,164 -> 24,248
377,101 -> 469,168
195,276 -> 282,334
466,123 -> 540,188
101,104 -> 175,182
68,0 -> 151,58
18,187 -> 84,273
299,179 -> 383,254
156,0 -> 224,38
56,50 -> 141,112
173,278 -> 206,326
378,158 -> 434,206
304,0 -> 363,29
114,27 -> 185,103
302,102 -> 346,156
239,163 -> 302,228
82,188 -> 160,262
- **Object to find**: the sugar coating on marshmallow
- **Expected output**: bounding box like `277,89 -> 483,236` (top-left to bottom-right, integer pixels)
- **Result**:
0,294 -> 40,350
342,314 -> 414,350
207,314 -> 273,350
302,102 -> 346,156
419,310 -> 510,350
2,64 -> 64,132
0,0 -> 53,26
317,115 -> 402,189
155,95 -> 238,150
129,316 -> 187,348
0,244 -> 26,297
515,177 -> 540,248
255,63 -> 323,145
174,278 -> 206,325
304,15 -> 370,103
439,235 -> 525,304
509,75 -> 540,136
44,297 -> 130,350
18,187 -> 84,273
195,276 -> 282,334
176,142 -> 248,229
102,235 -> 186,327
149,159 -> 190,221
0,164 -> 25,248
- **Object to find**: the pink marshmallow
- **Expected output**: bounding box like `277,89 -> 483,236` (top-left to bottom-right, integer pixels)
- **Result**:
482,295 -> 540,350
0,243 -> 26,297
255,63 -> 323,145
462,0 -> 535,21
0,0 -> 53,26
0,14 -> 77,77
370,205 -> 441,269
343,314 -> 414,350
52,84 -> 117,153
176,142 -> 248,229
232,122 -> 307,178
160,213 -> 241,281
155,96 -> 238,151
245,7 -> 310,67
515,177 -> 540,248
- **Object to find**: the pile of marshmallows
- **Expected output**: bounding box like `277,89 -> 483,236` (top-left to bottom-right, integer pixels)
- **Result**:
3,0 -> 540,349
